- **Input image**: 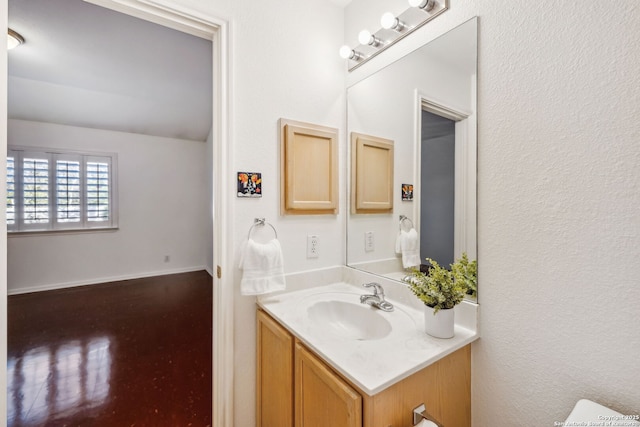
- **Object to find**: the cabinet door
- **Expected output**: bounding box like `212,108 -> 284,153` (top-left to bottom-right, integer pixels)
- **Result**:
295,342 -> 362,427
257,310 -> 294,427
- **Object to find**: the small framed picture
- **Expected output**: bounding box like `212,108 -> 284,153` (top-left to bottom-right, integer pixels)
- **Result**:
401,184 -> 413,201
237,172 -> 262,198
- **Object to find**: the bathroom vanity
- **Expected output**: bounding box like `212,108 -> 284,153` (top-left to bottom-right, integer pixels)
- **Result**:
256,282 -> 476,427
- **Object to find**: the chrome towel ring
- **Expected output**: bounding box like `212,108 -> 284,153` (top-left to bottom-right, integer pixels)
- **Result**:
248,218 -> 278,239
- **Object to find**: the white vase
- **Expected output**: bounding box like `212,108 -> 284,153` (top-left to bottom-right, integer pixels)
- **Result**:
423,305 -> 455,339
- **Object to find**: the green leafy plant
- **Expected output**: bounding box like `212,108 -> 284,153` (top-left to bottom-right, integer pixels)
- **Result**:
402,253 -> 477,314
451,252 -> 477,298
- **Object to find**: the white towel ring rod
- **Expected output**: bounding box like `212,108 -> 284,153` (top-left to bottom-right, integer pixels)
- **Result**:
399,214 -> 414,229
248,218 -> 278,239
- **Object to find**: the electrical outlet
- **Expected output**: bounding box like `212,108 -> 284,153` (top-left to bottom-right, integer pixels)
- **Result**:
307,235 -> 319,258
365,231 -> 374,252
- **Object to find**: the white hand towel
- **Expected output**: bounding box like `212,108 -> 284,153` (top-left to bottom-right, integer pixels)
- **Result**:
239,238 -> 286,295
395,228 -> 421,269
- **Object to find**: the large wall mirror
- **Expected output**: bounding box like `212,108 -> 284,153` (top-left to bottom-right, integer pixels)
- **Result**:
347,17 -> 477,298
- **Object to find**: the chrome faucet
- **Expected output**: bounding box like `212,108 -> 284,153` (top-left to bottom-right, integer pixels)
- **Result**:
360,282 -> 394,312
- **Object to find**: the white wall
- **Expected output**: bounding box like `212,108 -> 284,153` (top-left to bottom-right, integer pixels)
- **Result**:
226,3 -> 345,426
7,119 -> 209,293
167,0 -> 344,425
346,0 -> 640,425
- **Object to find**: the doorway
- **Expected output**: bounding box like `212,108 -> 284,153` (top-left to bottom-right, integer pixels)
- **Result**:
420,110 -> 456,267
2,1 -> 232,426
416,96 -> 474,266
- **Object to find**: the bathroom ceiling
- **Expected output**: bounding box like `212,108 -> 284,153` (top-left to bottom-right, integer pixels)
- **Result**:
8,0 -> 213,142
329,0 -> 353,6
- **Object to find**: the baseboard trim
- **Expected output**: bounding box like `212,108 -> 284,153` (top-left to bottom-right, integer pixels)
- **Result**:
205,264 -> 214,277
8,266 -> 209,296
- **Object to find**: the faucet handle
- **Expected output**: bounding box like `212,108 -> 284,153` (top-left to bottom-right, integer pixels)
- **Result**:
363,282 -> 384,297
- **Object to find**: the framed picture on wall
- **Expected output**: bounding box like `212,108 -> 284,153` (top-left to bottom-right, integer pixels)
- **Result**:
402,184 -> 413,201
237,172 -> 262,198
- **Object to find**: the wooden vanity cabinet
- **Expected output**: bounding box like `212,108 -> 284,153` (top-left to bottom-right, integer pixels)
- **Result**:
257,309 -> 294,427
295,342 -> 362,427
257,309 -> 471,427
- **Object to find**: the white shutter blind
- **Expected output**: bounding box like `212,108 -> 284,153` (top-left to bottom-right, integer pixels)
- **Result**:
86,158 -> 110,223
6,147 -> 117,232
23,155 -> 51,226
7,155 -> 16,226
55,155 -> 82,225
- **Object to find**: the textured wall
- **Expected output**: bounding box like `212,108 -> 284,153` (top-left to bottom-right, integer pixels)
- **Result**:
346,0 -> 640,425
475,1 -> 640,423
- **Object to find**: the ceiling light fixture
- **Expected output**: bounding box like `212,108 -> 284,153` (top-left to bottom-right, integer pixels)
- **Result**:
8,29 -> 25,50
408,0 -> 437,12
380,12 -> 406,32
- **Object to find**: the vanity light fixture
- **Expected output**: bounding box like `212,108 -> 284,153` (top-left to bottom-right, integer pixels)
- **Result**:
380,13 -> 406,32
340,0 -> 448,71
408,0 -> 437,12
7,29 -> 25,50
358,30 -> 383,48
339,45 -> 363,61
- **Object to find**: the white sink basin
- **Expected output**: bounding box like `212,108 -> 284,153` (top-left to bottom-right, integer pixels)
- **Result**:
307,300 -> 392,341
258,282 -> 478,395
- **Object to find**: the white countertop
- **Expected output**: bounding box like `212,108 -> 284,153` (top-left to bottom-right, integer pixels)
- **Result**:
258,281 -> 478,396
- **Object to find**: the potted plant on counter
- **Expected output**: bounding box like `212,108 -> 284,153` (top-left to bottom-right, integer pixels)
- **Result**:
452,252 -> 477,299
402,253 -> 477,338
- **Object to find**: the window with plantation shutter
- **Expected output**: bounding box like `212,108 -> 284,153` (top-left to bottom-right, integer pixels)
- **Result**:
7,147 -> 118,233
56,159 -> 81,223
23,156 -> 50,225
86,160 -> 110,223
7,156 -> 15,225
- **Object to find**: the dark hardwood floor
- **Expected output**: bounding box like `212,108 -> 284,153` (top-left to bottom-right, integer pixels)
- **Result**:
7,270 -> 213,427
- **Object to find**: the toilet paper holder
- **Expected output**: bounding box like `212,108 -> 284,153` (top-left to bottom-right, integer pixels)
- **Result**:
412,404 -> 444,427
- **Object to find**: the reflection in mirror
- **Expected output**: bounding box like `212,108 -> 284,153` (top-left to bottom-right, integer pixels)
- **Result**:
346,18 -> 477,298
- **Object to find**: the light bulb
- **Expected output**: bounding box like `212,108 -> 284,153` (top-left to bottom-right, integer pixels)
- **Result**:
358,30 -> 372,46
380,13 -> 396,29
408,0 -> 436,11
380,12 -> 405,31
339,45 -> 362,61
339,45 -> 353,59
358,29 -> 382,47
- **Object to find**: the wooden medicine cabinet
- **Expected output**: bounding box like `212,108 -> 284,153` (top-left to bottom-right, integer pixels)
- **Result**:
280,119 -> 338,215
351,132 -> 394,214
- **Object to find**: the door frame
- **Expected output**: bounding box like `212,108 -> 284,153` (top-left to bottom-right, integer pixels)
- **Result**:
1,0 -> 8,422
1,1 -> 235,425
414,91 -> 477,261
